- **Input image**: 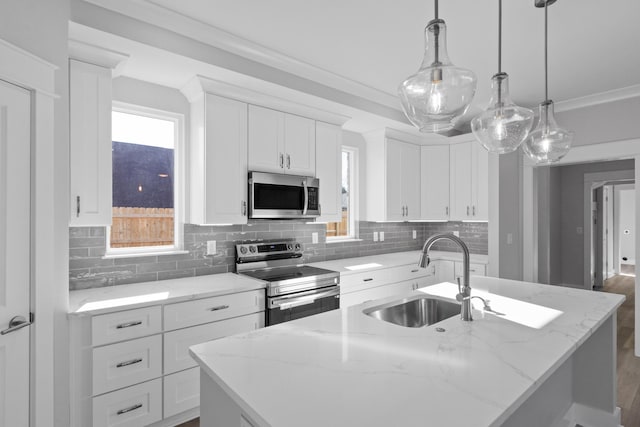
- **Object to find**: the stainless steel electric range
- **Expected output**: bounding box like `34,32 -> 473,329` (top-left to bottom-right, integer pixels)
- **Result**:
235,240 -> 340,326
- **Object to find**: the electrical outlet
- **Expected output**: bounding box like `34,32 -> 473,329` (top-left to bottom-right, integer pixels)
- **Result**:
576,227 -> 583,235
380,232 -> 385,242
453,231 -> 460,237
207,240 -> 216,255
507,233 -> 513,245
312,232 -> 318,244
373,231 -> 379,242
412,230 -> 417,239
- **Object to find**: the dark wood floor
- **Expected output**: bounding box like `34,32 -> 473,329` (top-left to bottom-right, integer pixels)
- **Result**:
179,276 -> 639,427
603,273 -> 640,427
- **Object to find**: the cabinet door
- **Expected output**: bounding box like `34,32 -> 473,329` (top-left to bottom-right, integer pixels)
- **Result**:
69,59 -> 112,226
421,145 -> 450,220
385,139 -> 405,220
449,142 -> 472,220
284,113 -> 316,176
434,260 -> 455,283
248,105 -> 284,173
315,122 -> 342,222
402,142 -> 421,220
471,143 -> 489,221
203,94 -> 248,224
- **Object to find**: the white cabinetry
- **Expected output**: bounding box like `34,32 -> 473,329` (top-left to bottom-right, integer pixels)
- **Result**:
449,141 -> 488,221
188,93 -> 248,225
69,59 -> 113,226
315,122 -> 342,223
248,105 -> 316,176
365,131 -> 421,221
421,145 -> 450,220
70,289 -> 265,427
454,261 -> 487,279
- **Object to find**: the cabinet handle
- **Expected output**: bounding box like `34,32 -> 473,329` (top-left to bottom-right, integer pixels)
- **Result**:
363,278 -> 373,282
411,269 -> 419,273
406,205 -> 409,216
467,206 -> 470,216
116,321 -> 142,329
473,206 -> 476,216
76,196 -> 80,217
446,206 -> 449,216
279,153 -> 284,168
242,201 -> 247,216
286,154 -> 291,169
117,403 -> 143,416
116,358 -> 143,368
208,304 -> 230,312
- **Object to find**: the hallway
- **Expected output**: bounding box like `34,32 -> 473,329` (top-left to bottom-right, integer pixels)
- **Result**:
603,274 -> 640,426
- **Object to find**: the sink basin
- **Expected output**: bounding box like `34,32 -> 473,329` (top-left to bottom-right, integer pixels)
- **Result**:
363,295 -> 461,328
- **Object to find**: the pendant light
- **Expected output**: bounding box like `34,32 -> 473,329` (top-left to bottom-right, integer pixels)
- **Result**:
522,0 -> 573,164
398,0 -> 477,133
471,0 -> 534,154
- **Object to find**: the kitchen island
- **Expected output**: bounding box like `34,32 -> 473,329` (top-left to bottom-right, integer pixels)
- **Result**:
189,277 -> 625,427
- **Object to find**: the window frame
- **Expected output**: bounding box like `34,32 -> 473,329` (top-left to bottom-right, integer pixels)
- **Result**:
326,145 -> 359,242
105,101 -> 186,257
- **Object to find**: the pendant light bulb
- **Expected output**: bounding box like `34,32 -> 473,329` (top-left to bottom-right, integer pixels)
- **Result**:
398,3 -> 477,133
523,0 -> 573,164
471,0 -> 534,154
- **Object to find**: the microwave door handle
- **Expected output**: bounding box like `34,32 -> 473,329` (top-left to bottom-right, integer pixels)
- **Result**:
302,180 -> 308,216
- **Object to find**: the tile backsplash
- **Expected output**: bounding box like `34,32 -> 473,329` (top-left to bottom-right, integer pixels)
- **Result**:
69,221 -> 488,290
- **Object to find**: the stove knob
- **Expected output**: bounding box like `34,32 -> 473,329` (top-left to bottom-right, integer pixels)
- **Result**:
239,246 -> 248,255
294,243 -> 301,251
249,246 -> 257,253
287,243 -> 293,251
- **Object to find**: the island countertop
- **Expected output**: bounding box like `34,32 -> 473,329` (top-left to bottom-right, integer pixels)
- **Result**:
189,277 -> 624,427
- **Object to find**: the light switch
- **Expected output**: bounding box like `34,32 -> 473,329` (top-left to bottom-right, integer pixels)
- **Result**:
453,231 -> 460,237
373,232 -> 379,242
380,232 -> 385,242
207,240 -> 216,255
312,232 -> 318,244
412,230 -> 417,239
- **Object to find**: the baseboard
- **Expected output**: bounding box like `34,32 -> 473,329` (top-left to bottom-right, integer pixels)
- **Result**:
558,403 -> 622,427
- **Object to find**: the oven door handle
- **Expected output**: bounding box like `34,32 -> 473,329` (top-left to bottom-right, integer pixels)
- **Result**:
302,179 -> 309,216
272,287 -> 340,310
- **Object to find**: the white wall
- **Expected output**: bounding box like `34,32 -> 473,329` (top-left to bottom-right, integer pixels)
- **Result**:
616,185 -> 636,265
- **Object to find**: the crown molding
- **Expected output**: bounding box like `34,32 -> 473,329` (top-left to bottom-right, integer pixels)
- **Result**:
181,75 -> 351,126
554,84 -> 640,113
80,0 -> 399,110
68,39 -> 130,71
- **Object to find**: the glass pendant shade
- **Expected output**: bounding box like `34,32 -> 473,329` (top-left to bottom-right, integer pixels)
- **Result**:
398,19 -> 477,133
522,100 -> 574,164
471,73 -> 534,154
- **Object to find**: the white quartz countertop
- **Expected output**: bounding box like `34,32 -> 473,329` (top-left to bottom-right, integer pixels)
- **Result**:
190,277 -> 624,427
68,273 -> 266,316
309,250 -> 489,275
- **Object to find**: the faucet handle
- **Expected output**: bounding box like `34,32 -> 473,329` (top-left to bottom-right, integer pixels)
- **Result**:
456,276 -> 463,295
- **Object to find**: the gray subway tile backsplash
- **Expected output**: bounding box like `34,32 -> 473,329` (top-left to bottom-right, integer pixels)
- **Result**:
68,220 -> 488,290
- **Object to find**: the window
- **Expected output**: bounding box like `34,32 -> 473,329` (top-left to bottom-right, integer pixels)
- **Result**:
107,103 -> 183,254
327,147 -> 357,240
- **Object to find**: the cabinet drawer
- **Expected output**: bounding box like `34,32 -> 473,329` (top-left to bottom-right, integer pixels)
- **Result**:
163,367 -> 200,418
92,306 -> 162,346
164,290 -> 265,331
340,264 -> 431,294
92,378 -> 162,427
454,261 -> 486,278
164,312 -> 264,374
93,335 -> 162,396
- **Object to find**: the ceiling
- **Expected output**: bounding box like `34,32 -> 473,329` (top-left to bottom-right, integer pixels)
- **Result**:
74,0 -> 640,135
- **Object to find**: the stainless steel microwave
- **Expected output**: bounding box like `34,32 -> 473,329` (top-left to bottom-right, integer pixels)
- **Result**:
249,171 -> 320,219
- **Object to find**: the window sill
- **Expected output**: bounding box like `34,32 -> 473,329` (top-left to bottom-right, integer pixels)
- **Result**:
326,238 -> 363,244
102,249 -> 189,259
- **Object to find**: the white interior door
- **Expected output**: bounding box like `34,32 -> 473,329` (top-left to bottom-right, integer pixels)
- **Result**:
0,79 -> 31,427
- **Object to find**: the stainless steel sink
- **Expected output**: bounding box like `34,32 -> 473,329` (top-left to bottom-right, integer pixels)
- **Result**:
363,295 -> 461,328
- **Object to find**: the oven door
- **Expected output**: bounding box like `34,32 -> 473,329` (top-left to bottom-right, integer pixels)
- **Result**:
249,171 -> 320,219
266,286 -> 340,326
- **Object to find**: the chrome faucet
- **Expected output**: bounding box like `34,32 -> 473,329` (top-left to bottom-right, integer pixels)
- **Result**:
418,233 -> 473,321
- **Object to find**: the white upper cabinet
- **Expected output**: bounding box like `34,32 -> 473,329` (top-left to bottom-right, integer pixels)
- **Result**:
189,93 -> 248,225
449,141 -> 488,221
365,131 -> 420,222
421,145 -> 450,221
315,122 -> 342,223
69,59 -> 113,226
248,105 -> 316,176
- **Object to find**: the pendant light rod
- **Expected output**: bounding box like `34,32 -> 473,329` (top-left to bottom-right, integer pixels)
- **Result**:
434,0 -> 439,19
544,0 -> 549,101
498,0 -> 502,74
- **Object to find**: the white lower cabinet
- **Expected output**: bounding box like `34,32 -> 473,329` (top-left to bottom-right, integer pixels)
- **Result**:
433,260 -> 455,283
454,261 -> 487,279
92,378 -> 162,427
163,367 -> 200,419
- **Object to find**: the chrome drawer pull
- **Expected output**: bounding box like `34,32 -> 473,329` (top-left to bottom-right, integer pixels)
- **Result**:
363,278 -> 373,282
116,358 -> 143,368
411,269 -> 419,273
117,403 -> 142,415
116,321 -> 142,329
207,304 -> 230,312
